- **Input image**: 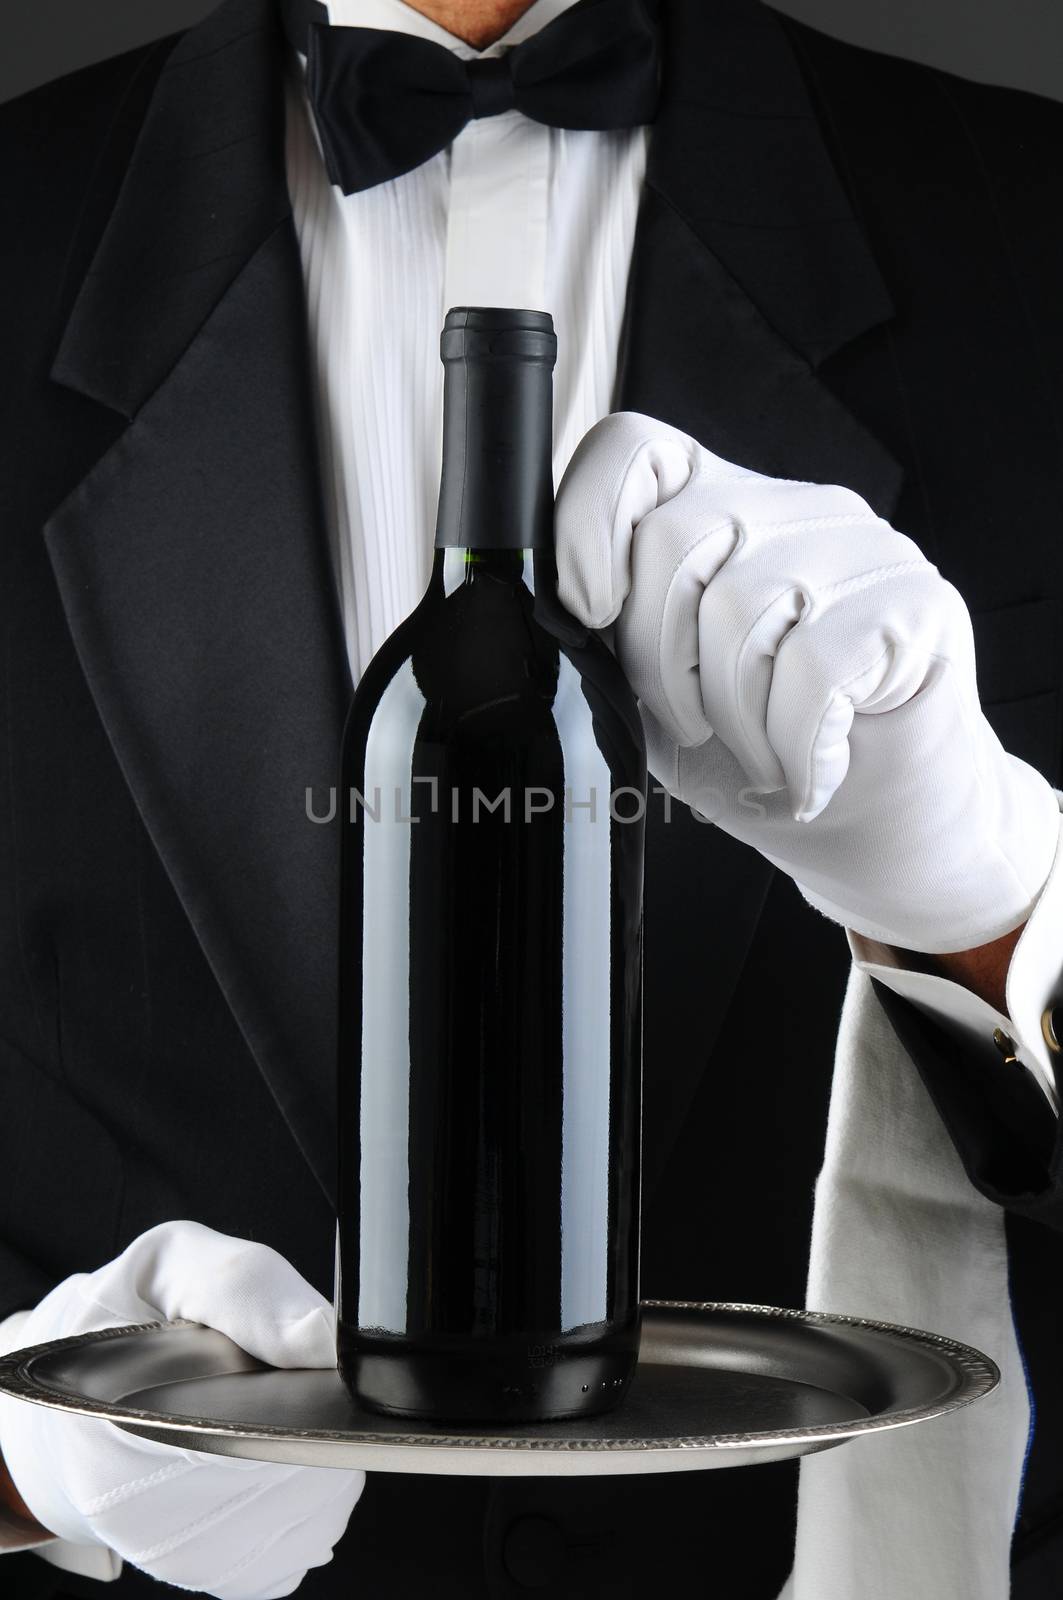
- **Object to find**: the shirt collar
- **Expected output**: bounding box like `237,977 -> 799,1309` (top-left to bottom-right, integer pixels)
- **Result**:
322,0 -> 582,56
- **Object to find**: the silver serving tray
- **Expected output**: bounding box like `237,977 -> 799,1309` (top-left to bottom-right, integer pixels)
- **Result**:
0,1302 -> 997,1478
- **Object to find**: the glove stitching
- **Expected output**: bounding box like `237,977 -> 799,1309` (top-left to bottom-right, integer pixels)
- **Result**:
755,512 -> 885,534
206,1472 -> 362,1591
121,1467 -> 303,1567
81,1456 -> 196,1516
814,558 -> 933,604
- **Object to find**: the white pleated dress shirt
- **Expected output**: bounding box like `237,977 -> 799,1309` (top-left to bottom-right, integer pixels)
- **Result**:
284,0 -> 648,682
5,0 -> 1063,1592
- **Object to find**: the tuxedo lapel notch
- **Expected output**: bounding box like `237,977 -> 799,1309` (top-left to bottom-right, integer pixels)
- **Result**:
650,0 -> 897,371
44,0 -> 349,1207
52,0 -> 292,420
618,0 -> 904,512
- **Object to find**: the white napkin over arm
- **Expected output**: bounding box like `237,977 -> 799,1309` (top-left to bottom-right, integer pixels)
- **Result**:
781,803 -> 1063,1598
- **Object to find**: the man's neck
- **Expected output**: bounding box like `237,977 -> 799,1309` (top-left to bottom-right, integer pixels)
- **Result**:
398,0 -> 539,48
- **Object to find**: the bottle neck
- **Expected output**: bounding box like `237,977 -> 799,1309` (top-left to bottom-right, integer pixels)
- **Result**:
428,546 -> 552,597
433,341 -> 555,553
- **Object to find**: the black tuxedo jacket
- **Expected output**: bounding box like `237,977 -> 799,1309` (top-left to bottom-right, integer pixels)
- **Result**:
3,1 -> 1063,1595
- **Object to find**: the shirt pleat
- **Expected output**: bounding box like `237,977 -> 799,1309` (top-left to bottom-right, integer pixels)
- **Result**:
284,1 -> 647,685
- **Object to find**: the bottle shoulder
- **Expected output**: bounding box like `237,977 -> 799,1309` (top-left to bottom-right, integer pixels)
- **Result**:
340,581 -> 645,776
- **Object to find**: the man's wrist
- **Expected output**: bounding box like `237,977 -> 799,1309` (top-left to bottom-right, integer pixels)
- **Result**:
0,1452 -> 52,1543
898,923 -> 1027,1014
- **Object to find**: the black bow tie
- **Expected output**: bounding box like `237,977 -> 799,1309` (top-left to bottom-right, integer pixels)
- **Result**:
280,0 -> 661,196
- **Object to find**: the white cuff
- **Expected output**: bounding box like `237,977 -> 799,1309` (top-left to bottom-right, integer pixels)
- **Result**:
849,793 -> 1063,1114
34,1539 -> 123,1581
0,1311 -> 123,1583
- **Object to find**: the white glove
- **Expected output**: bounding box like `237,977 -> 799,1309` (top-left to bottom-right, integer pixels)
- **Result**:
556,412 -> 1059,953
0,1222 -> 365,1598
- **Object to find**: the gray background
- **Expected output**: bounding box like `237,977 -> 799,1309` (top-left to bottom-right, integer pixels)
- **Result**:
3,0 -> 1062,106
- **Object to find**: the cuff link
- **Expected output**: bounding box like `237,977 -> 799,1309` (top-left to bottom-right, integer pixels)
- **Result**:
992,1027 -> 1020,1065
1041,1005 -> 1063,1055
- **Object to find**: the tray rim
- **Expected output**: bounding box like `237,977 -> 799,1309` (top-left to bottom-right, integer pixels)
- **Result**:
0,1299 -> 999,1457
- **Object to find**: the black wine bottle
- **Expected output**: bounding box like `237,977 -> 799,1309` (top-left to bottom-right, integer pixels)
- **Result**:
335,308 -> 645,1422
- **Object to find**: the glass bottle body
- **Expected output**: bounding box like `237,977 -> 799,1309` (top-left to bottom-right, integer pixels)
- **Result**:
336,548 -> 645,1421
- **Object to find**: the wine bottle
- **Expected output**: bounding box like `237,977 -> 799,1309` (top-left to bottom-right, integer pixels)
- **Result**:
336,308 -> 645,1422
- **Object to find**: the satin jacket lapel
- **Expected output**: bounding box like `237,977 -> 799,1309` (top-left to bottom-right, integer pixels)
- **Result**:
621,0 -> 905,1203
44,0 -> 349,1206
619,0 -> 904,500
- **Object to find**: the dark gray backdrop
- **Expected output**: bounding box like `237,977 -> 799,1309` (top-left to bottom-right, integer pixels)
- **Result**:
3,0 -> 1062,105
